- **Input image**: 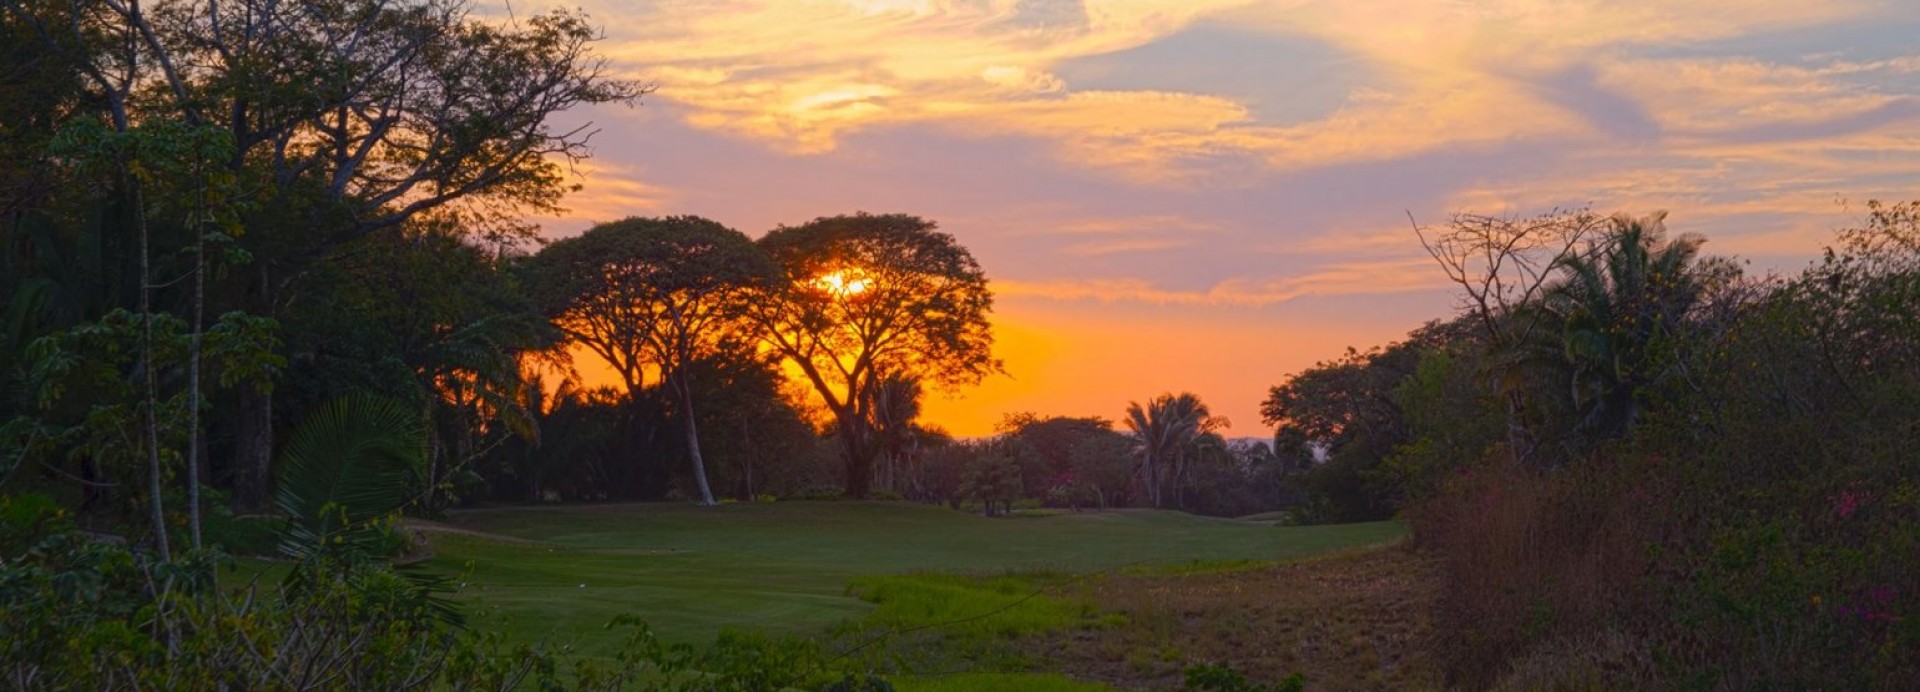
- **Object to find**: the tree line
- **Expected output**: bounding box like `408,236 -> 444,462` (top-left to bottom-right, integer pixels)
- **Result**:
3,0 -> 1309,559
1,0 -> 638,556
0,0 -> 977,683
1261,205 -> 1920,687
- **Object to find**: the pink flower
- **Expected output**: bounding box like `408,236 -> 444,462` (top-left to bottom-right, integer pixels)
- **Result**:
1833,485 -> 1873,519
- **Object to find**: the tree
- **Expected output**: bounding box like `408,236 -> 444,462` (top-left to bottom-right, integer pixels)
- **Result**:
1124,392 -> 1216,508
867,374 -> 924,496
0,0 -> 646,510
1067,431 -> 1135,510
960,439 -> 1026,517
1532,212 -> 1721,443
272,219 -> 551,512
527,216 -> 772,505
1412,209 -> 1604,464
753,213 -> 999,498
674,346 -> 825,502
1001,414 -> 1124,505
1380,347 -> 1504,502
1260,327 -> 1458,519
273,393 -> 425,561
30,118 -> 269,556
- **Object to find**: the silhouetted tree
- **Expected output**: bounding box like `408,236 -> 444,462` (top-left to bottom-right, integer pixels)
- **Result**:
1412,208 -> 1604,464
1124,392 -> 1216,508
0,0 -> 645,510
753,213 -> 999,498
1529,212 -> 1724,444
526,216 -> 772,505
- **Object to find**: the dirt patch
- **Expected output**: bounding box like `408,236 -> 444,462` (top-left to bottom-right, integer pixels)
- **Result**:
1033,546 -> 1441,691
395,518 -> 544,564
401,518 -> 541,544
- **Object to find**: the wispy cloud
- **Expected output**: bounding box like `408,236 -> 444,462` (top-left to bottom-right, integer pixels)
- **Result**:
1062,237 -> 1191,256
996,257 -> 1444,306
533,0 -> 1892,181
534,159 -> 677,234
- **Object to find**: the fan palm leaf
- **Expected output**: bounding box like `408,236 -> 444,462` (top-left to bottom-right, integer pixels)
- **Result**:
274,392 -> 426,558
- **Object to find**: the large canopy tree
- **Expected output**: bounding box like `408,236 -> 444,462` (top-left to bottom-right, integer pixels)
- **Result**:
999,413 -> 1120,500
526,216 -> 771,505
0,0 -> 644,509
754,213 -> 999,498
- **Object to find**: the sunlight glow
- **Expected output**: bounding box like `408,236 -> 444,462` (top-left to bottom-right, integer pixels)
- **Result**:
815,269 -> 873,296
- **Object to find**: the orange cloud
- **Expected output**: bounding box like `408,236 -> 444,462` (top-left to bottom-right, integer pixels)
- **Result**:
994,257 -> 1444,306
528,0 -> 1883,180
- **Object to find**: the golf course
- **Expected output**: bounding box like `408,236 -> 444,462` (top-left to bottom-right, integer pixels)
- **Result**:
420,502 -> 1405,667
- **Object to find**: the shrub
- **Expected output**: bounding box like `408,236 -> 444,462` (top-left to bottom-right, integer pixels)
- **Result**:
0,492 -> 897,690
1183,663 -> 1304,692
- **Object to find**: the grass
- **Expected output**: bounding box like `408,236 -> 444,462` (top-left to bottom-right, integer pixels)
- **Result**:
893,672 -> 1116,691
1031,546 -> 1442,690
845,572 -> 1102,639
423,501 -> 1403,655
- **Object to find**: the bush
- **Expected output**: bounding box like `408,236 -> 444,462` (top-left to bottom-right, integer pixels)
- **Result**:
0,493 -> 897,690
1374,204 -> 1920,689
1183,663 -> 1303,692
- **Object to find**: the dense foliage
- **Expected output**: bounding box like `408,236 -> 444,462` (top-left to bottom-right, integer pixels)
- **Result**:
0,494 -> 896,691
1265,207 -> 1920,688
9,0 -> 1910,688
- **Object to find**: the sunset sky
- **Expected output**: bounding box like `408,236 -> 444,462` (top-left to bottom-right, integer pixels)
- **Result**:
518,0 -> 1920,437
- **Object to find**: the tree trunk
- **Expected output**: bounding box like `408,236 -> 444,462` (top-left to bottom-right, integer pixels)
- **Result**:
1172,449 -> 1187,510
1504,390 -> 1534,468
134,175 -> 170,561
233,383 -> 273,512
839,417 -> 873,499
185,230 -> 205,551
528,459 -> 543,503
673,374 -> 716,506
1145,456 -> 1161,508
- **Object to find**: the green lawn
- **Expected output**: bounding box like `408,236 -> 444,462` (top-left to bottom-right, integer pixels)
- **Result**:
427,501 -> 1402,655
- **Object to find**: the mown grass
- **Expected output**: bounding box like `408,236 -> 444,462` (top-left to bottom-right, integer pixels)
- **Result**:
425,501 -> 1402,656
845,572 -> 1111,639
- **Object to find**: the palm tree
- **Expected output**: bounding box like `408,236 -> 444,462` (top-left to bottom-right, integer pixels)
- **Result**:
274,393 -> 425,561
868,374 -> 924,495
1124,392 -> 1214,508
1534,211 -> 1710,442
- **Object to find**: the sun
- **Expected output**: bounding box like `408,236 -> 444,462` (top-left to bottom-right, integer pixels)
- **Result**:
815,269 -> 872,296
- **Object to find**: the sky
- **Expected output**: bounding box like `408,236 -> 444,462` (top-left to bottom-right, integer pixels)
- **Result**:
511,0 -> 1920,437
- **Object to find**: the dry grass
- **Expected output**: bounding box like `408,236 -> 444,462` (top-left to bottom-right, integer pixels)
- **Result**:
1029,545 -> 1442,691
1414,462 -> 1653,688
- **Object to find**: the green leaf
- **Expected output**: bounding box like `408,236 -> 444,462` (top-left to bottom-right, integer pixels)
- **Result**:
273,393 -> 425,556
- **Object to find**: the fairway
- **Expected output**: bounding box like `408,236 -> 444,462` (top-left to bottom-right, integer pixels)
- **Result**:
427,501 -> 1402,653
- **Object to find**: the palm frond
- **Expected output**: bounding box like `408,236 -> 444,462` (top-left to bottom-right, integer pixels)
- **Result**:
274,392 -> 426,557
